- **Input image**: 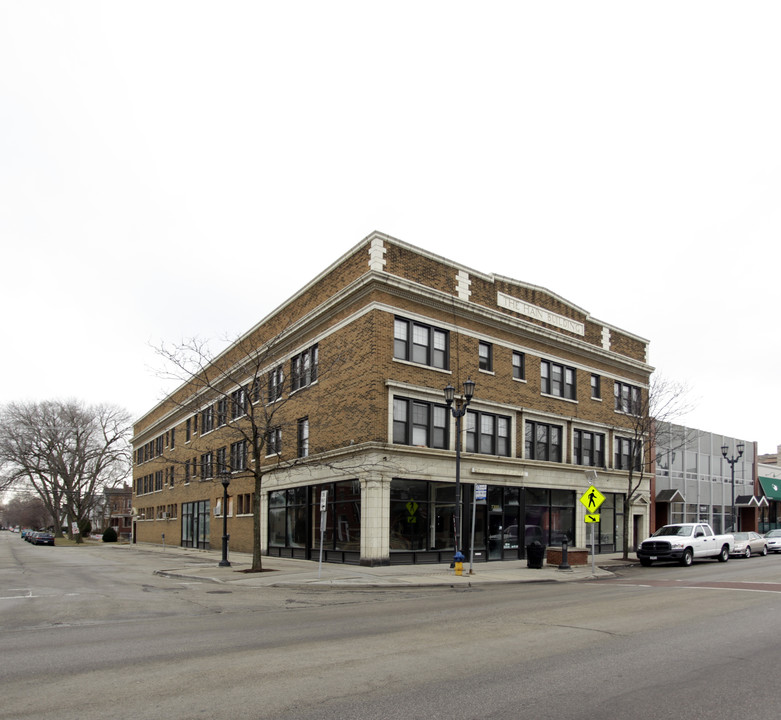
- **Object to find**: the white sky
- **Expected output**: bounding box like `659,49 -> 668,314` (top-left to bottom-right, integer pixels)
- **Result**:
1,1 -> 778,454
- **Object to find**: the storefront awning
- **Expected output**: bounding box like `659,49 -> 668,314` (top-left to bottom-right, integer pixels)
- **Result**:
735,495 -> 761,507
759,476 -> 781,502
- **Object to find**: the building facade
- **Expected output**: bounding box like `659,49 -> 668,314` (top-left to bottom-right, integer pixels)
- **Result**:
132,232 -> 654,565
653,422 -> 760,534
758,446 -> 781,531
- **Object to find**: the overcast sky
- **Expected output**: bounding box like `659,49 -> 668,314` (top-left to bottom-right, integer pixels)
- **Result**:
1,2 -> 778,454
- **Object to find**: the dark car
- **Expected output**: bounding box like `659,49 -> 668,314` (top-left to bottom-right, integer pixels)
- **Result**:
31,531 -> 55,546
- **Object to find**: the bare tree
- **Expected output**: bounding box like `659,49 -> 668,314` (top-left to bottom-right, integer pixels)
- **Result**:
1,494 -> 50,529
618,374 -> 693,559
0,401 -> 132,542
155,331 -> 359,572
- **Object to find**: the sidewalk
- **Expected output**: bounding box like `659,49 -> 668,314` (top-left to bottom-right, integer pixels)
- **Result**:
132,543 -> 637,588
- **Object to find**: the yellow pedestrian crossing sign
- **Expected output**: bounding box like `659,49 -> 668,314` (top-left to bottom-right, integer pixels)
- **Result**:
584,514 -> 600,523
580,485 -> 605,513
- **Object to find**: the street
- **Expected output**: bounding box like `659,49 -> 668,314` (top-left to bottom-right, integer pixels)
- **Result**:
3,531 -> 781,720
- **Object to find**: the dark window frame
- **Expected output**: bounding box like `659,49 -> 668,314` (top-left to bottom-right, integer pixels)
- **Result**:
525,420 -> 563,462
466,409 -> 511,456
393,396 -> 449,449
393,317 -> 449,370
541,360 -> 577,400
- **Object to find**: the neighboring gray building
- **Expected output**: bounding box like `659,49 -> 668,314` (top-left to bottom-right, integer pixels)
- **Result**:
654,422 -> 760,534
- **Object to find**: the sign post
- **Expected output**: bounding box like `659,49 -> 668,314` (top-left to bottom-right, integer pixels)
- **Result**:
470,484 -> 487,574
318,490 -> 328,579
579,484 -> 606,575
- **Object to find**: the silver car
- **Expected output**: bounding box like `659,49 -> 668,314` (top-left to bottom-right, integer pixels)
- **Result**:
764,529 -> 781,553
730,531 -> 768,558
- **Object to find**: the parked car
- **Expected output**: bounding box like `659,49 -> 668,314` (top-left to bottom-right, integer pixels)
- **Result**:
764,529 -> 781,553
30,531 -> 55,546
637,523 -> 733,567
729,531 -> 767,558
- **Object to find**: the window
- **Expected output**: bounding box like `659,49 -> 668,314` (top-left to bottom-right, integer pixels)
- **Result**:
291,344 -> 319,391
297,417 -> 309,458
541,360 -> 576,400
201,405 -> 214,434
170,428 -> 176,449
591,374 -> 601,399
268,365 -> 284,402
479,342 -> 493,372
200,452 -> 214,480
237,493 -> 253,515
231,440 -> 248,471
186,418 -> 191,442
614,381 -> 641,415
394,317 -> 449,369
216,399 -> 227,427
231,388 -> 247,419
266,427 -> 282,455
184,461 -> 191,484
167,465 -> 175,488
216,446 -> 227,475
525,421 -> 563,462
615,437 -> 642,471
154,470 -> 163,491
574,430 -> 605,467
466,410 -> 510,456
393,397 -> 449,449
512,351 -> 526,380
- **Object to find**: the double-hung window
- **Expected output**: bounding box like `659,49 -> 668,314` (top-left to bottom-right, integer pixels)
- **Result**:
266,427 -> 282,456
394,317 -> 449,369
200,452 -> 214,480
512,351 -> 525,380
291,344 -> 318,391
216,399 -> 227,427
216,446 -> 227,475
525,421 -> 563,462
614,381 -> 641,415
231,388 -> 247,419
268,365 -> 284,402
615,437 -> 641,470
479,342 -> 493,372
466,410 -> 510,456
230,440 -> 248,471
201,405 -> 214,434
393,397 -> 449,449
574,429 -> 605,467
541,360 -> 576,400
297,417 -> 309,458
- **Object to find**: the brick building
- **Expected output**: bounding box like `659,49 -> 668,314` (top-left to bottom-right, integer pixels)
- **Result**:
132,231 -> 653,565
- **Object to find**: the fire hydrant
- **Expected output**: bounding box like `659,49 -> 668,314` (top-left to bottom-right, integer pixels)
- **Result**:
453,551 -> 465,576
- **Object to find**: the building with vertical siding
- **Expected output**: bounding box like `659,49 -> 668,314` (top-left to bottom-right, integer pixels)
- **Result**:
132,231 -> 653,565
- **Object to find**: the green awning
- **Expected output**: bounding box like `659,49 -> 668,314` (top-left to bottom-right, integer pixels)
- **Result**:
759,476 -> 781,502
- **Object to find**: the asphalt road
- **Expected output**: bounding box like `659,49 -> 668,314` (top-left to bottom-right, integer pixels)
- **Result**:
3,532 -> 781,720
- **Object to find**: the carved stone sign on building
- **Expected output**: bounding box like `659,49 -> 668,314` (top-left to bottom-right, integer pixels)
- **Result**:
497,291 -> 585,336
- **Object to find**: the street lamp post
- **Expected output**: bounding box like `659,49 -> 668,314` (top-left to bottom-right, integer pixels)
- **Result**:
444,379 -> 475,563
721,442 -> 745,533
218,472 -> 231,567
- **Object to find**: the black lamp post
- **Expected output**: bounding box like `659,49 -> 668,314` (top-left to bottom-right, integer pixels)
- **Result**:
721,442 -> 745,533
218,472 -> 231,567
444,378 -> 475,562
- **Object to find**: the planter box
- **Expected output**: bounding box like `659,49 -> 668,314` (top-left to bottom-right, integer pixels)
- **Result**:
546,547 -> 588,566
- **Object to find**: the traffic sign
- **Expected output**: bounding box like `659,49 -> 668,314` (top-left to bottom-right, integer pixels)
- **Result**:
580,485 -> 605,513
584,514 -> 600,523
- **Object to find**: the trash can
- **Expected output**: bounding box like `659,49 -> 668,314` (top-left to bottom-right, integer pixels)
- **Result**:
526,540 -> 545,569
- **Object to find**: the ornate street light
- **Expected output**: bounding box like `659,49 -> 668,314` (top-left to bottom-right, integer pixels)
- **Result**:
721,442 -> 745,533
218,471 -> 231,567
444,379 -> 475,563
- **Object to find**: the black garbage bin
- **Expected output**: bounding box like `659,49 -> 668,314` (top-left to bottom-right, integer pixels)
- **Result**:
526,540 -> 545,569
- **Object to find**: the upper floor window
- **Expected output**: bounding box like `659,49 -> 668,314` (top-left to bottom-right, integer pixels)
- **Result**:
591,374 -> 601,399
200,452 -> 214,480
466,410 -> 510,456
614,382 -> 641,415
291,344 -> 319,391
216,446 -> 227,475
186,418 -> 191,442
266,427 -> 282,456
512,351 -> 526,380
231,440 -> 248,472
170,428 -> 176,449
393,397 -> 449,449
269,365 -> 284,402
541,360 -> 576,400
201,405 -> 214,434
231,388 -> 247,419
574,429 -> 605,467
479,342 -> 493,372
297,417 -> 309,458
615,436 -> 642,471
525,421 -> 563,462
216,399 -> 228,427
394,317 -> 449,370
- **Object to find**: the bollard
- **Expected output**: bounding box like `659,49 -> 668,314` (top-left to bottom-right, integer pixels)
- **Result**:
558,537 -> 571,570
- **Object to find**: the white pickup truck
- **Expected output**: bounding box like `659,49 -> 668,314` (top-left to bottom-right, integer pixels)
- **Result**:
637,523 -> 734,567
